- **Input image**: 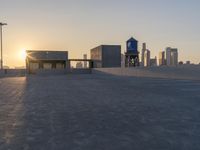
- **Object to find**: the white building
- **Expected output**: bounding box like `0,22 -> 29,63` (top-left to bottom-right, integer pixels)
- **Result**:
141,43 -> 146,66
144,49 -> 150,67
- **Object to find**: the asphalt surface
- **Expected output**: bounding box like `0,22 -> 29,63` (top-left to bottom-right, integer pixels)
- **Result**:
0,74 -> 200,150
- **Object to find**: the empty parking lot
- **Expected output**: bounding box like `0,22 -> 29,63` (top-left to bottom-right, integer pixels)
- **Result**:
0,75 -> 200,150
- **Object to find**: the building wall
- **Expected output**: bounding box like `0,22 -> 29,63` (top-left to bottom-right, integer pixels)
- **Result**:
90,46 -> 102,68
92,65 -> 200,81
102,45 -> 121,68
26,50 -> 69,74
91,45 -> 121,68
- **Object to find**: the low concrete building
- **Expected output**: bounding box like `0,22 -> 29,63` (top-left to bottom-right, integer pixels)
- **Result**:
171,49 -> 178,66
26,50 -> 69,74
91,45 -> 121,68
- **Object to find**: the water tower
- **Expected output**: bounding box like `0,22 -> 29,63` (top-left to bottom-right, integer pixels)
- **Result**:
125,37 -> 139,67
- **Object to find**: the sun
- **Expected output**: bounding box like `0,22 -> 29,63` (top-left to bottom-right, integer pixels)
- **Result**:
20,49 -> 27,60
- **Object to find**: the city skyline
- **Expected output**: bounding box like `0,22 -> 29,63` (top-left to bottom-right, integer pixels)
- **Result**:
1,0 -> 200,67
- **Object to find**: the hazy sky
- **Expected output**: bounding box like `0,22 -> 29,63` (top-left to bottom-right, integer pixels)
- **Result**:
0,0 -> 200,67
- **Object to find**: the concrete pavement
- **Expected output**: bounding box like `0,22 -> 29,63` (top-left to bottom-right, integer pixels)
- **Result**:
0,75 -> 200,150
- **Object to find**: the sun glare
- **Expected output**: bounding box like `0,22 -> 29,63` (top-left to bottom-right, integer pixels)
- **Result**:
20,49 -> 27,60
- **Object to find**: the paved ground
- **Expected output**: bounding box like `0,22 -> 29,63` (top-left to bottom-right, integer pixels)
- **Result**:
0,75 -> 200,150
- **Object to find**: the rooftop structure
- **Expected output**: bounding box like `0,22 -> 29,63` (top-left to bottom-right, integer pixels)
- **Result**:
26,50 -> 69,74
91,45 -> 121,68
125,37 -> 139,67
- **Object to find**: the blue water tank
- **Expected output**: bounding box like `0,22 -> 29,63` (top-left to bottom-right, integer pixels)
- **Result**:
126,37 -> 138,53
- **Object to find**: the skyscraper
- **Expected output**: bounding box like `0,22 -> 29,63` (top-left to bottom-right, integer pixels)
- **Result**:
144,49 -> 150,67
141,43 -> 146,66
166,47 -> 171,66
159,51 -> 165,66
171,49 -> 178,66
165,47 -> 178,66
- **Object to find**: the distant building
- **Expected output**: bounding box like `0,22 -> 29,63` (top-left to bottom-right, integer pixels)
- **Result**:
83,54 -> 87,68
166,47 -> 171,66
150,56 -> 157,66
91,45 -> 121,68
141,43 -> 146,66
76,62 -> 83,68
26,50 -> 69,74
179,61 -> 184,65
3,66 -> 10,69
125,37 -> 139,67
15,66 -> 25,69
121,54 -> 125,68
186,61 -> 191,65
144,49 -> 150,67
166,47 -> 178,66
159,51 -> 165,66
171,49 -> 178,66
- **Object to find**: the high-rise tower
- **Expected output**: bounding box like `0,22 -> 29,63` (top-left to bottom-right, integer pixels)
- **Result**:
159,51 -> 165,66
141,43 -> 146,66
144,49 -> 150,67
165,47 -> 178,66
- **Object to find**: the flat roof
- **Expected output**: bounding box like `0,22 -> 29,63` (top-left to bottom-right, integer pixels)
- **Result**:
91,45 -> 121,50
26,50 -> 68,61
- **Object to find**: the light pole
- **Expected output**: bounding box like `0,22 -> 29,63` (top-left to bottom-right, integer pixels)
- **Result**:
0,22 -> 7,69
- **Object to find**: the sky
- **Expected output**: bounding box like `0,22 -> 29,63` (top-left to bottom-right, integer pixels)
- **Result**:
0,0 -> 200,67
